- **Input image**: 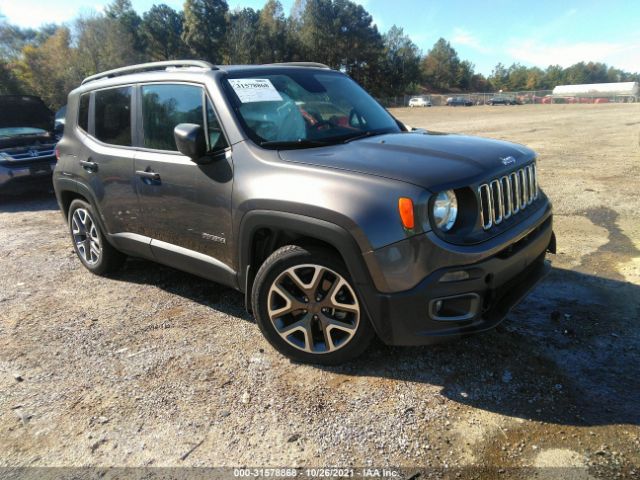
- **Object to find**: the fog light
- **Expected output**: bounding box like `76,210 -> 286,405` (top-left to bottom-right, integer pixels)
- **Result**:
434,300 -> 443,313
439,270 -> 470,282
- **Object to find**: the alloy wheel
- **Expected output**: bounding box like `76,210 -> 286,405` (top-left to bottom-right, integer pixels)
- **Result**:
267,264 -> 360,354
71,208 -> 101,266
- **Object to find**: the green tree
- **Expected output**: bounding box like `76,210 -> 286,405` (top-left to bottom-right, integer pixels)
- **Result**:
456,59 -> 474,90
105,0 -> 144,54
489,62 -> 509,90
421,38 -> 460,90
226,8 -> 260,64
74,14 -> 139,76
0,59 -> 23,94
182,0 -> 228,63
140,4 -> 188,61
255,0 -> 288,63
380,25 -> 421,95
15,27 -> 78,108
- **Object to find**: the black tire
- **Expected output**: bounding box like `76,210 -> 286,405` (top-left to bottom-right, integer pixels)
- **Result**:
68,199 -> 125,275
251,245 -> 375,365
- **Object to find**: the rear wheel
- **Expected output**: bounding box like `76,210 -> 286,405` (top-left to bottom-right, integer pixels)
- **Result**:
68,199 -> 125,275
252,245 -> 374,365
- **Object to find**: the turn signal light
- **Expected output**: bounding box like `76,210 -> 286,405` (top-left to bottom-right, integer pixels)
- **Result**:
398,197 -> 415,229
55,146 -> 60,161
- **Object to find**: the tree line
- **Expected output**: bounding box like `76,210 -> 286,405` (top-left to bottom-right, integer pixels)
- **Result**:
1,0 -> 638,110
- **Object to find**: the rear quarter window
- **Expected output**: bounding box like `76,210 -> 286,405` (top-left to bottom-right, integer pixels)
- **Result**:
94,87 -> 132,146
78,93 -> 89,132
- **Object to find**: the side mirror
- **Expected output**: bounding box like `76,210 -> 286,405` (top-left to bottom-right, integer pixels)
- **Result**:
174,123 -> 206,162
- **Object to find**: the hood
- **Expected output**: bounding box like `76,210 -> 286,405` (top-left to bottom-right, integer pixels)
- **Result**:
278,131 -> 536,191
0,95 -> 54,131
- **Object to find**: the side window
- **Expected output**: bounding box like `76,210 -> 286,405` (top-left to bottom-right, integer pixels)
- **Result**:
206,98 -> 228,151
94,87 -> 132,146
78,93 -> 89,132
142,84 -> 204,151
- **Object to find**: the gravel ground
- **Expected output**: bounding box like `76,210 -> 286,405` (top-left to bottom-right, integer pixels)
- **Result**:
1,104 -> 639,479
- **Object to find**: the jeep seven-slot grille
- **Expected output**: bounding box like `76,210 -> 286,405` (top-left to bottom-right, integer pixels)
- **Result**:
478,164 -> 538,230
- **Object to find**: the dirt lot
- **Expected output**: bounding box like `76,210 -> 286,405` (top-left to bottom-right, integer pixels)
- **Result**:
1,104 -> 639,478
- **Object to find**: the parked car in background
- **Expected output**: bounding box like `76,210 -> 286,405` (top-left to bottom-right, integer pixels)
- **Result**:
0,95 -> 58,194
487,96 -> 520,106
54,60 -> 554,364
446,97 -> 473,107
408,96 -> 432,107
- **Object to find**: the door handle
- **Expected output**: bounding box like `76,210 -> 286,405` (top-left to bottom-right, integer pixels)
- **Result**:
135,170 -> 161,181
80,160 -> 98,172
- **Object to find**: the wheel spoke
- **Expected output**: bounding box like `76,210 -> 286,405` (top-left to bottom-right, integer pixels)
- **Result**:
326,277 -> 359,313
287,266 -> 323,295
321,313 -> 357,333
269,284 -> 306,318
278,313 -> 314,352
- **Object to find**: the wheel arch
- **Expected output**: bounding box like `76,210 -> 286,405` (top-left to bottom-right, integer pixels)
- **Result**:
238,211 -> 377,316
55,179 -> 113,241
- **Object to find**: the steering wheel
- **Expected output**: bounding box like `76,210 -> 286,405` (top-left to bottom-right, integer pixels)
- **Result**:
309,120 -> 333,131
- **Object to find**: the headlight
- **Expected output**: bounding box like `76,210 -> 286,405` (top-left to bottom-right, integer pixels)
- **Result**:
433,190 -> 458,231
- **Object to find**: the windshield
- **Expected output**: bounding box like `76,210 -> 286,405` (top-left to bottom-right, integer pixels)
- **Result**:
224,70 -> 401,148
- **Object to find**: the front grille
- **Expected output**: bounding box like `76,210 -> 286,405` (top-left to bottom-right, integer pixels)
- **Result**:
478,164 -> 538,230
1,146 -> 56,162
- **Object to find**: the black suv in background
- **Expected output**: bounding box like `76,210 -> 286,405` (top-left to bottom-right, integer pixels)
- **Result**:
54,61 -> 555,364
446,96 -> 473,107
0,95 -> 59,194
487,96 -> 521,106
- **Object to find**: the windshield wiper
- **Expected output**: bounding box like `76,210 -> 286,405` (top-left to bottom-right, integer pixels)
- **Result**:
259,139 -> 330,149
341,129 -> 394,144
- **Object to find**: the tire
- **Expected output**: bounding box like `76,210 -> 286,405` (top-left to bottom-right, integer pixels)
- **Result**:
68,199 -> 126,275
251,245 -> 375,365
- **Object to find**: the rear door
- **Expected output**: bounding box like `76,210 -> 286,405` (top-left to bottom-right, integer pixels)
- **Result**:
133,83 -> 235,276
76,86 -> 141,237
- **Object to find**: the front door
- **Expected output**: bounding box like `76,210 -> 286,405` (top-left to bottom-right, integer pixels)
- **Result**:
133,83 -> 234,273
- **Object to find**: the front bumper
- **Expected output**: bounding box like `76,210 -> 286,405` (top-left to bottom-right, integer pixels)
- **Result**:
360,213 -> 554,346
0,157 -> 56,193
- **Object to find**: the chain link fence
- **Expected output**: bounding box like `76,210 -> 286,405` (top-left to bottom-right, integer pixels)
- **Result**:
378,90 -> 638,107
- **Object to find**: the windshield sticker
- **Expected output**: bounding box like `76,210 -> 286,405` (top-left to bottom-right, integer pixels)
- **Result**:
229,79 -> 283,103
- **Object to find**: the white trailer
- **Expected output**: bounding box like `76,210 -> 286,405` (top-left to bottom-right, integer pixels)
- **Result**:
552,82 -> 639,102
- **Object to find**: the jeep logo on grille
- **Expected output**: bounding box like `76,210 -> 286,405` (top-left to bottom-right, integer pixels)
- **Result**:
501,156 -> 516,166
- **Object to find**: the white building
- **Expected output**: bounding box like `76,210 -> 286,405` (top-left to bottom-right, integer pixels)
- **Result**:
552,82 -> 638,101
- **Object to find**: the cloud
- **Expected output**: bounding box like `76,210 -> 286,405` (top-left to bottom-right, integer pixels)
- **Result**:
451,27 -> 490,54
506,38 -> 640,72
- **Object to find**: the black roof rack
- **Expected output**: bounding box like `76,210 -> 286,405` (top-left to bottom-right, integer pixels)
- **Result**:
81,60 -> 216,85
264,62 -> 331,69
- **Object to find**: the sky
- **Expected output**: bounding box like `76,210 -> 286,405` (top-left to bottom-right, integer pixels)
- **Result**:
1,0 -> 639,75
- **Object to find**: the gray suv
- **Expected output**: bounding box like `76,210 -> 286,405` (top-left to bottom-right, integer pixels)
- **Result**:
54,60 -> 555,364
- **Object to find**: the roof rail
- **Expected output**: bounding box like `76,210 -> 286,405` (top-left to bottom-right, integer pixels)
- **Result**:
265,62 -> 331,69
81,60 -> 216,85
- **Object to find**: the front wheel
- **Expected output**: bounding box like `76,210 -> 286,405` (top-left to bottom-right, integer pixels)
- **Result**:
252,245 -> 374,365
68,199 -> 125,275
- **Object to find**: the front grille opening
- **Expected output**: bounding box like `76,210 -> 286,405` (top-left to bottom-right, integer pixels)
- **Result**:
478,164 -> 539,231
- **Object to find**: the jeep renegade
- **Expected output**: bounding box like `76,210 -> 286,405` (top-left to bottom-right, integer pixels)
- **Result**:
53,60 -> 555,364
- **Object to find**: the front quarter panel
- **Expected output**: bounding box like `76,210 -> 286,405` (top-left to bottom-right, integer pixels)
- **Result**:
231,141 -> 428,257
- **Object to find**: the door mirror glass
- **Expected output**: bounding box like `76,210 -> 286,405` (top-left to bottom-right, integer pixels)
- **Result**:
174,123 -> 206,161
